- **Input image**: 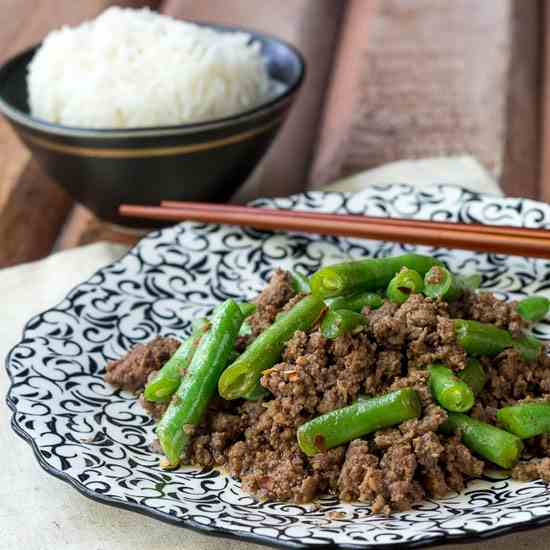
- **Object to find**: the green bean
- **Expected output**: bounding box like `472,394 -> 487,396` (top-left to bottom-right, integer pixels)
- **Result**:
238,302 -> 257,317
440,412 -> 523,469
238,320 -> 252,337
309,254 -> 444,298
458,358 -> 486,395
156,300 -> 244,465
143,319 -> 210,402
242,381 -> 269,401
453,319 -> 543,361
424,266 -> 462,301
497,401 -> 550,439
386,268 -> 424,304
514,334 -> 543,362
297,388 -> 421,456
456,273 -> 482,290
326,291 -> 384,312
291,272 -> 311,294
516,296 -> 550,323
235,303 -> 257,338
454,320 -> 513,356
218,295 -> 325,400
429,364 -> 475,412
320,309 -> 367,339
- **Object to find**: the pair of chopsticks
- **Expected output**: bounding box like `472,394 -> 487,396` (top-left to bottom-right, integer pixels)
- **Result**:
119,201 -> 550,259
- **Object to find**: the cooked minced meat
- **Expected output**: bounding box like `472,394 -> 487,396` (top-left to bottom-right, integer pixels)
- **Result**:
105,269 -> 550,513
105,336 -> 180,392
450,290 -> 527,337
248,268 -> 296,337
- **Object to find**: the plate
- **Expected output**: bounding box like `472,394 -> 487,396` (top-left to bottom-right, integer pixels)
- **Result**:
6,184 -> 550,549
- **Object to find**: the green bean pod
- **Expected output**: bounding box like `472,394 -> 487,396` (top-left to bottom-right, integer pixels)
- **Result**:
453,319 -> 542,361
456,273 -> 482,290
236,303 -> 257,338
242,381 -> 269,401
454,319 -> 512,355
429,364 -> 475,412
458,358 -> 486,395
424,266 -> 463,301
320,309 -> 368,339
143,319 -> 210,402
297,388 -> 421,456
238,302 -> 257,317
497,401 -> 550,439
291,272 -> 312,294
516,296 -> 550,323
386,268 -> 424,304
514,334 -> 543,362
238,320 -> 252,337
309,254 -> 444,298
156,300 -> 244,465
218,295 -> 325,400
326,291 -> 384,312
441,412 -> 523,469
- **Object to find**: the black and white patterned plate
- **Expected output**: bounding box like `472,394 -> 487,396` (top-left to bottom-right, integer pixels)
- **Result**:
6,184 -> 550,549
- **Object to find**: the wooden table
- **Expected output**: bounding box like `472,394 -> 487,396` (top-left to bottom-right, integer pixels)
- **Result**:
0,0 -> 547,268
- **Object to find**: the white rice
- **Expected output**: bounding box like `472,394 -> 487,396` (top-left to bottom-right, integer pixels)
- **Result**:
27,7 -> 273,128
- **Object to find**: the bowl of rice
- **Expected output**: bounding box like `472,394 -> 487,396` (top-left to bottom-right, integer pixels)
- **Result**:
0,8 -> 304,224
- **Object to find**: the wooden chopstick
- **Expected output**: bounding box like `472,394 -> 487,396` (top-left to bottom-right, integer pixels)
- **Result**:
119,203 -> 550,259
160,200 -> 550,241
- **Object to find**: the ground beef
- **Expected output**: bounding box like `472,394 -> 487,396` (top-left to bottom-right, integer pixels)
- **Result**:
475,349 -> 550,421
138,394 -> 168,421
339,440 -> 424,513
366,301 -> 406,348
399,404 -> 448,439
338,440 -> 377,501
365,295 -> 467,371
184,401 -> 244,467
394,293 -> 448,341
105,336 -> 180,392
459,291 -> 527,337
365,350 -> 402,393
413,432 -> 445,469
512,458 -> 550,481
470,401 -> 498,424
261,329 -> 375,416
248,269 -> 296,336
227,399 -> 315,502
310,447 -> 346,493
388,369 -> 433,406
188,409 -> 243,467
105,270 -> 550,514
443,436 -> 484,492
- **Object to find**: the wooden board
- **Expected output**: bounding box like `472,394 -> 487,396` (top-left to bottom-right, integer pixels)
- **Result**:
0,159 -> 72,267
309,0 -> 542,198
540,0 -> 550,202
56,205 -> 144,250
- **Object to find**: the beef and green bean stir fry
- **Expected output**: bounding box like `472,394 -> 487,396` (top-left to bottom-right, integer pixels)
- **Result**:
105,254 -> 550,514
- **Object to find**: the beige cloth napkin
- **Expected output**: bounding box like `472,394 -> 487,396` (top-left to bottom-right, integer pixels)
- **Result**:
1,156 -> 543,549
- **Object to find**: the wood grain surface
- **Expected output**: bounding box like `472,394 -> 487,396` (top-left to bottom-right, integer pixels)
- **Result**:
0,159 -> 72,267
56,205 -> 146,250
541,0 -> 550,203
309,0 -> 542,198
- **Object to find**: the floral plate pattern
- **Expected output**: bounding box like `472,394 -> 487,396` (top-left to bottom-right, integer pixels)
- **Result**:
6,184 -> 550,549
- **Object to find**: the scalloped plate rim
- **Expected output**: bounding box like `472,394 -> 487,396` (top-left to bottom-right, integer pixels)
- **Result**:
5,185 -> 550,549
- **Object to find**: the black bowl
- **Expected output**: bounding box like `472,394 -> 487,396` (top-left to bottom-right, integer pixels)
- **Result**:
0,24 -> 305,225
